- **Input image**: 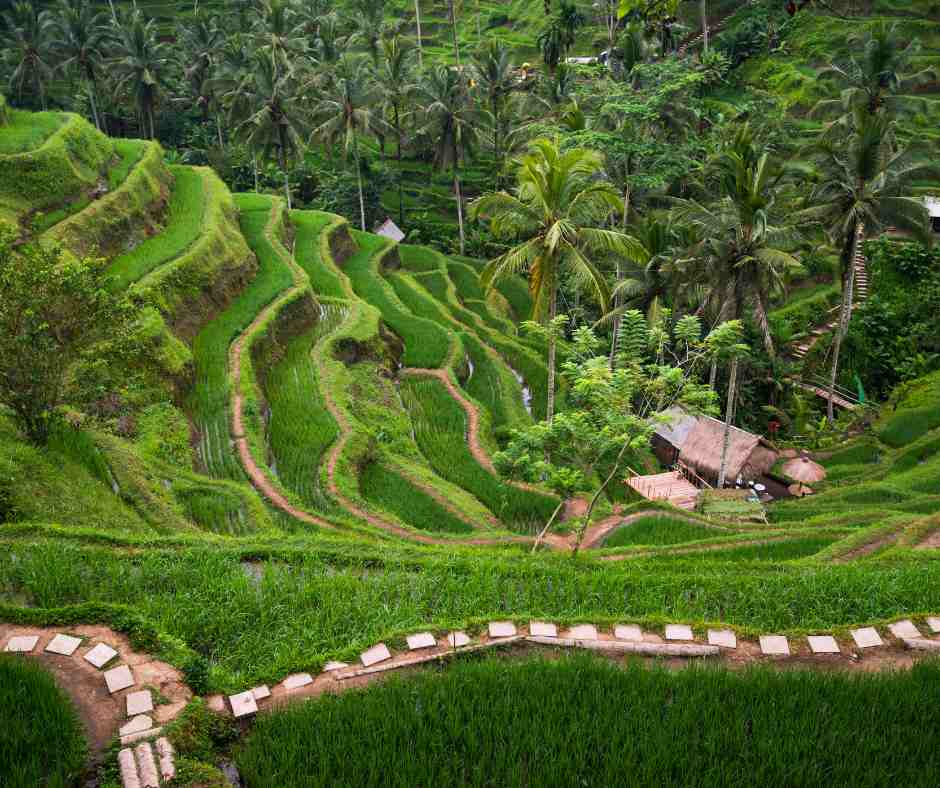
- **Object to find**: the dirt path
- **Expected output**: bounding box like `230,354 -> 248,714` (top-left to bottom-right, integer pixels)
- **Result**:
836,532 -> 901,561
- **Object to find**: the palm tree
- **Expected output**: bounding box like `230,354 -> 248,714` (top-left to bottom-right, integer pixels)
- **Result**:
446,0 -> 461,66
251,0 -> 307,78
669,125 -> 802,359
233,56 -> 307,209
470,139 -> 648,422
45,0 -> 109,130
376,36 -> 417,226
418,65 -> 479,255
557,2 -> 585,54
178,12 -> 224,145
111,10 -> 170,139
798,109 -> 936,422
311,55 -> 386,230
537,17 -> 565,76
472,39 -> 515,187
703,320 -> 748,487
348,0 -> 386,66
413,0 -> 423,69
2,0 -> 53,111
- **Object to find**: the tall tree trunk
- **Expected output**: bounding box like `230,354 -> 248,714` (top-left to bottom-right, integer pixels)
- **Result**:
752,294 -> 775,358
395,105 -> 405,227
216,113 -> 224,148
449,0 -> 461,66
709,358 -> 718,390
454,169 -> 465,255
280,148 -> 291,210
253,154 -> 259,192
415,0 -> 423,68
701,0 -> 709,53
827,222 -> 860,423
717,355 -> 738,487
354,138 -> 367,231
609,260 -> 621,369
547,285 -> 558,424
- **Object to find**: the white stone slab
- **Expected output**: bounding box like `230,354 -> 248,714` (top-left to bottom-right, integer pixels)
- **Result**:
850,627 -> 884,648
84,642 -> 118,669
135,742 -> 160,788
45,634 -> 82,656
104,665 -> 135,694
322,662 -> 348,672
407,632 -> 437,650
889,620 -> 922,640
567,624 -> 598,640
665,624 -> 694,641
4,635 -> 39,653
229,690 -> 258,718
488,621 -> 517,638
360,643 -> 392,667
156,737 -> 176,782
121,728 -> 162,747
807,635 -> 840,654
251,685 -> 271,701
529,621 -> 557,637
447,631 -> 471,648
926,617 -> 940,634
614,624 -> 643,642
282,673 -> 313,690
118,748 -> 141,788
759,635 -> 790,656
707,629 -> 737,649
120,715 -> 154,737
126,690 -> 153,716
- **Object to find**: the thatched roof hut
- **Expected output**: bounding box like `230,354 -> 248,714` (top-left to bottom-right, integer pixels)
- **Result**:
678,416 -> 777,486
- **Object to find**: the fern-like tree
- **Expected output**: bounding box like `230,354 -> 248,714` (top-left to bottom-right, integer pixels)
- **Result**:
2,0 -> 53,110
798,109 -> 936,422
311,55 -> 387,230
703,319 -> 748,488
46,0 -> 109,131
471,138 -> 648,423
419,65 -> 479,255
376,36 -> 417,225
111,10 -> 169,139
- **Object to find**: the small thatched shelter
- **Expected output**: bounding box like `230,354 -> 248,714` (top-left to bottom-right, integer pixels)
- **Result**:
375,217 -> 405,242
781,455 -> 827,484
651,407 -> 699,466
678,416 -> 777,487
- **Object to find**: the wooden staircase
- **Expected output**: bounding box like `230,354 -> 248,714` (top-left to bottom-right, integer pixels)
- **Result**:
627,471 -> 700,510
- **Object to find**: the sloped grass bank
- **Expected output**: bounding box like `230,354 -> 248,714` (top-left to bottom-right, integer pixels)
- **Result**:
603,516 -> 727,548
236,655 -> 940,787
0,654 -> 87,786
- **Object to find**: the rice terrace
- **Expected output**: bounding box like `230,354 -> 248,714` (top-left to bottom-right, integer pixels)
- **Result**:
2,0 -> 940,785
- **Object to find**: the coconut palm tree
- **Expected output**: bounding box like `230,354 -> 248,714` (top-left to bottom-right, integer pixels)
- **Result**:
472,39 -> 515,186
470,138 -> 648,423
669,125 -> 802,359
111,10 -> 170,139
375,36 -> 417,225
418,65 -> 479,255
177,12 -> 225,145
347,0 -> 386,66
45,0 -> 109,130
2,0 -> 53,111
251,0 -> 307,78
537,17 -> 565,76
310,55 -> 387,230
233,56 -> 307,209
798,109 -> 936,422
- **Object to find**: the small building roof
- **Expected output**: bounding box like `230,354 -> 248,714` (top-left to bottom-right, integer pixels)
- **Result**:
375,218 -> 405,242
653,407 -> 699,450
925,196 -> 940,219
678,415 -> 776,483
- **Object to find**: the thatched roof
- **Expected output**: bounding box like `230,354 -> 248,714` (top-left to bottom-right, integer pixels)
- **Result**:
679,416 -> 777,483
782,456 -> 827,483
653,407 -> 699,450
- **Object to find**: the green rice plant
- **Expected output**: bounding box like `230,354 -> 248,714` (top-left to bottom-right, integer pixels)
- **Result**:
291,211 -> 346,299
108,138 -> 148,190
107,165 -> 206,290
236,655 -> 940,787
174,482 -> 258,536
0,108 -> 63,154
343,231 -> 452,369
0,654 -> 87,786
359,461 -> 475,534
602,516 -> 724,548
400,376 -> 557,532
30,194 -> 91,234
681,535 -> 840,562
398,243 -> 442,273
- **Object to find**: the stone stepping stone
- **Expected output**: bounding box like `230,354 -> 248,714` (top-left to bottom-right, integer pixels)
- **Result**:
156,737 -> 176,782
46,634 -> 82,656
447,631 -> 471,648
118,748 -> 141,788
529,621 -> 557,637
360,643 -> 392,667
665,624 -> 694,641
707,629 -> 737,649
889,620 -> 921,640
567,624 -> 598,640
406,632 -> 437,650
121,727 -> 162,747
759,635 -> 790,656
807,635 -> 840,654
850,627 -> 883,649
135,742 -> 159,788
926,617 -> 940,634
614,624 -> 643,642
104,665 -> 135,694
4,635 -> 39,653
84,642 -> 118,669
488,621 -> 517,638
229,690 -> 258,718
323,662 -> 348,672
251,685 -> 271,701
126,690 -> 153,716
120,715 -> 154,738
206,695 -> 226,713
282,673 -> 313,690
